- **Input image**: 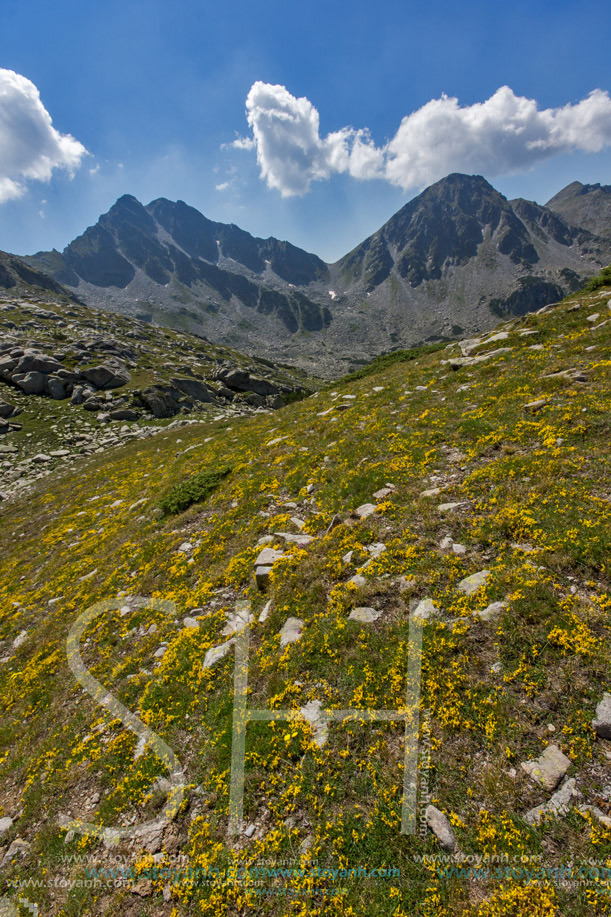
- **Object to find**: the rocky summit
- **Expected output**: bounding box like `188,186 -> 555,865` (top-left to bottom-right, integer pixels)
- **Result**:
22,174 -> 611,375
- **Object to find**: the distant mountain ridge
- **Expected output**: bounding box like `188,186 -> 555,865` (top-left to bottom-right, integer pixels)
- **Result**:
546,181 -> 611,240
23,174 -> 611,375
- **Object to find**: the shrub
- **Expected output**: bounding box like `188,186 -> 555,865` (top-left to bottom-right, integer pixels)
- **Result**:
158,466 -> 232,516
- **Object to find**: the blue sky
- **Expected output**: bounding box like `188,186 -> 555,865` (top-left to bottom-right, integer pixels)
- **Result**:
1,0 -> 611,261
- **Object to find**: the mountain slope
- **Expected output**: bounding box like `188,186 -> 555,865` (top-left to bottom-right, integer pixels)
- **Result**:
0,280 -> 314,502
1,279 -> 610,915
0,249 -> 80,301
23,176 -> 611,376
546,180 -> 611,240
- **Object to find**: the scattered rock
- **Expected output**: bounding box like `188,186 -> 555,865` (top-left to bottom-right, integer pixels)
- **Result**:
425,805 -> 457,851
279,617 -> 304,647
355,503 -> 377,519
578,804 -> 611,829
203,639 -> 235,669
421,487 -> 441,498
0,817 -> 13,836
300,699 -> 329,747
592,694 -> 611,739
349,606 -> 383,623
412,598 -> 440,621
525,777 -> 579,825
458,570 -> 491,595
438,501 -> 470,512
523,399 -> 548,413
475,601 -> 506,622
521,744 -> 571,791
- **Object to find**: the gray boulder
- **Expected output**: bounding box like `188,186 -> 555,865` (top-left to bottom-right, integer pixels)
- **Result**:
592,694 -> 611,739
0,399 -> 16,418
15,350 -> 64,374
170,377 -> 216,403
46,376 -> 67,400
137,386 -> 180,418
219,368 -> 279,396
81,361 -> 131,389
109,408 -> 141,422
13,371 -> 47,395
71,385 -> 85,405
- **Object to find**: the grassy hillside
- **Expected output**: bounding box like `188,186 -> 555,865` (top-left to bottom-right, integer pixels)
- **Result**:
1,283 -> 610,916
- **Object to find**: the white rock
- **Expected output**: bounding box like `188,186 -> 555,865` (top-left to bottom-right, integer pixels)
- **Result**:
0,816 -> 13,836
12,630 -> 28,649
222,606 -> 253,636
366,542 -> 386,558
475,601 -> 507,622
592,693 -> 611,739
578,804 -> 611,829
523,399 -> 548,412
521,744 -> 571,791
452,543 -> 467,555
349,606 -> 383,623
438,502 -> 470,512
421,487 -> 441,498
413,598 -> 439,621
255,547 -> 284,567
525,778 -> 579,825
203,639 -> 235,669
300,699 -> 328,747
259,600 -> 272,623
355,503 -> 376,519
183,617 -> 199,629
439,536 -> 454,551
279,617 -> 304,647
348,574 -> 367,587
425,805 -> 457,851
458,570 -> 491,595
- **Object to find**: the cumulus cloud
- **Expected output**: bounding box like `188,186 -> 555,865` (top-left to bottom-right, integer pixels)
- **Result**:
0,68 -> 88,203
232,82 -> 611,196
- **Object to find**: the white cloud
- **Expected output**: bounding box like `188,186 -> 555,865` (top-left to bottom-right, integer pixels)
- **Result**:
0,68 -> 88,203
232,82 -> 611,196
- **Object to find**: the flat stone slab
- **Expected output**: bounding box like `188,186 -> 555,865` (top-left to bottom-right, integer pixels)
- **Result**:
525,778 -> 579,825
458,570 -> 491,595
521,744 -> 571,791
255,547 -> 284,567
421,487 -> 441,498
349,606 -> 382,623
355,503 -> 377,519
438,501 -> 470,512
274,531 -> 314,545
592,693 -> 611,739
0,816 -> 13,835
279,617 -> 304,647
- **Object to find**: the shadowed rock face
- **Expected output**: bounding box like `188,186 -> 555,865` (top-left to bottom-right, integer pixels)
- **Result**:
26,195 -> 331,335
335,174 -> 583,290
19,174 -> 611,377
